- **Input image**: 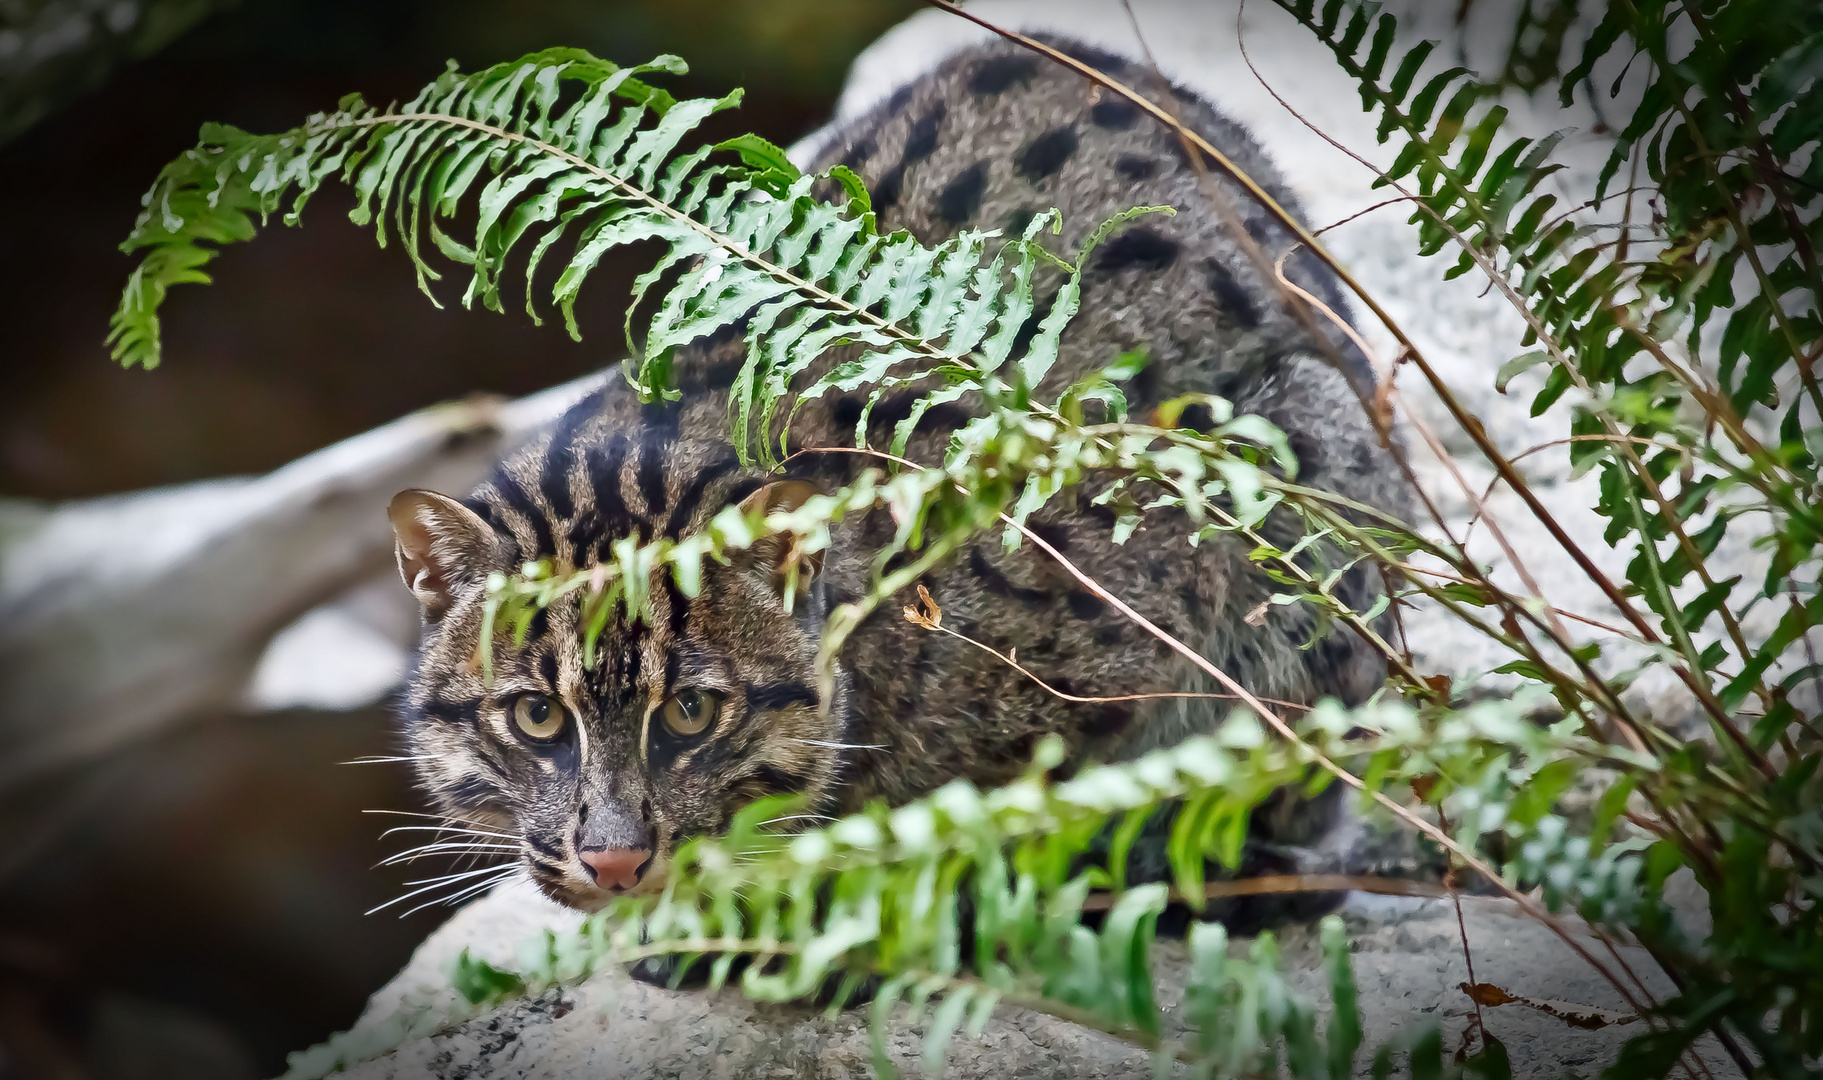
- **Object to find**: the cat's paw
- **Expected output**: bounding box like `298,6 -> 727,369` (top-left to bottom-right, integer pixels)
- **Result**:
625,953 -> 878,1008
627,953 -> 717,991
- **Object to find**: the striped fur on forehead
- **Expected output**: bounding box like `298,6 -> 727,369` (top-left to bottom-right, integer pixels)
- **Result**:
468,398 -> 757,572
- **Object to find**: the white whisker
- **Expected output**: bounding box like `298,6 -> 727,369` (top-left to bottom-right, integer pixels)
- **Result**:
759,813 -> 834,826
379,824 -> 521,842
382,837 -> 515,858
388,844 -> 518,857
449,865 -> 520,898
341,754 -> 444,765
364,808 -> 507,831
400,866 -> 521,918
400,863 -> 518,889
377,843 -> 519,867
788,739 -> 887,750
367,863 -> 519,916
382,842 -> 517,861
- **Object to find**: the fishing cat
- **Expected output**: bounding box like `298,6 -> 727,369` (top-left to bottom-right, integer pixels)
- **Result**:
388,36 -> 1404,925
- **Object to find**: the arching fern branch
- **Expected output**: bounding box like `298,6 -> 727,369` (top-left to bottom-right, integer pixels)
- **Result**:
109,47 -> 1159,474
111,50 -> 699,370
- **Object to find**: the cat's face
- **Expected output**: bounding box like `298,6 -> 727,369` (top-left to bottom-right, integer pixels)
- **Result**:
388,482 -> 845,912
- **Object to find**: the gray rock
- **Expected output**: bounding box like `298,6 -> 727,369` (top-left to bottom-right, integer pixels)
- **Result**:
305,879 -> 1733,1079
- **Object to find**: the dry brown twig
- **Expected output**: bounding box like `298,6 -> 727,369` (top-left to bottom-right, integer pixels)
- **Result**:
901,583 -> 1315,714
1114,0 -> 1378,424
1079,872 -> 1449,913
1265,245 -> 1583,651
801,435 -> 1647,1012
1215,3 -> 1763,759
1262,245 -> 1662,742
1005,505 -> 1646,1012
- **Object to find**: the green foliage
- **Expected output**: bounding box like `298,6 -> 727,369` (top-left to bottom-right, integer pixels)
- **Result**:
450,949 -> 526,1006
289,696 -> 1592,1079
112,5 -> 1822,1076
1275,0 -> 1823,1072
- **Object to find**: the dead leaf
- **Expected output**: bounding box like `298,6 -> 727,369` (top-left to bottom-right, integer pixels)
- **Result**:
1460,981 -> 1517,1007
1243,600 -> 1271,626
1530,998 -> 1640,1030
903,583 -> 943,631
1458,983 -> 1639,1030
1499,609 -> 1524,640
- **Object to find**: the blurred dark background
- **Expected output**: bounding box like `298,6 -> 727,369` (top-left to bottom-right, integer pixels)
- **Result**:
1,0 -> 913,499
0,1 -> 911,1076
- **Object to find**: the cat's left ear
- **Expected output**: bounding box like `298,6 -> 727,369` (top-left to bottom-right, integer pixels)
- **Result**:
388,490 -> 497,619
738,480 -> 824,595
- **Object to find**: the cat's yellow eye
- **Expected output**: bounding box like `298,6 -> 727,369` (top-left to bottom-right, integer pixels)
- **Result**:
511,693 -> 567,742
660,688 -> 722,738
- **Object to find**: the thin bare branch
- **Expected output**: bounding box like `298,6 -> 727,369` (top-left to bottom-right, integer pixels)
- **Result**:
903,584 -> 1314,713
1006,510 -> 1645,1012
1078,872 -> 1449,913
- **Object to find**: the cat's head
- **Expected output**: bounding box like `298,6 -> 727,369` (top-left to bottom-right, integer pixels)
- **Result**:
387,456 -> 847,912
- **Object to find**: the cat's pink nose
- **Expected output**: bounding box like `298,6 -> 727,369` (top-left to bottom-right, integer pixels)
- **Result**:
579,847 -> 650,891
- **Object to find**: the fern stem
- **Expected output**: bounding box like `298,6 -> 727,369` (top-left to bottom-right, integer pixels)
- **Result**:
1099,0 -> 1719,760
1208,501 -> 1426,687
1323,503 -> 1679,757
928,8 -> 1734,919
913,615 -> 1318,714
1392,558 -> 1643,641
1681,2 -> 1823,379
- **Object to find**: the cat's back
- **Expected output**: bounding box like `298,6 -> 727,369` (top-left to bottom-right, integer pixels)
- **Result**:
482,35 -> 1404,568
795,35 -> 1375,412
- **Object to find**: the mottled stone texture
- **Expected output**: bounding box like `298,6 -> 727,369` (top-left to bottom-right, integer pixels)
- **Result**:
331,880 -> 1729,1080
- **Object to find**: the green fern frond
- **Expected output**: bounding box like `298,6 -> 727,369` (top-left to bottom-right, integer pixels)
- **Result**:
113,49 -> 1407,696
111,48 -> 1127,478
288,693 -> 1599,1080
111,49 -> 695,368
112,21 -> 1823,1077
1271,8 -> 1823,1066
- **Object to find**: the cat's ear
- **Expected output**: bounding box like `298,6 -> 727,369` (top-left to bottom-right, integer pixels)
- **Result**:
738,480 -> 825,596
388,490 -> 496,619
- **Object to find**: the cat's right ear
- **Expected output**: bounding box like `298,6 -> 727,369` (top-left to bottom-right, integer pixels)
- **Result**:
388,490 -> 496,619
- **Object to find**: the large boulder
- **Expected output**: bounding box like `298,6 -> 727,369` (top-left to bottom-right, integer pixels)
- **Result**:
301,879 -> 1728,1079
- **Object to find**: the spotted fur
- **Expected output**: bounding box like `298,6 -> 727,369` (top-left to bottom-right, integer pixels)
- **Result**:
391,37 -> 1406,915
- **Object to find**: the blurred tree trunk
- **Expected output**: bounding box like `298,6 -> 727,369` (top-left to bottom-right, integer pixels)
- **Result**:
1,0 -> 242,146
0,375 -> 600,795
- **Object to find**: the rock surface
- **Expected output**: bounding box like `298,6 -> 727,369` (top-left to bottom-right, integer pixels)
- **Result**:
312,880 -> 1731,1080
0,375 -> 600,791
